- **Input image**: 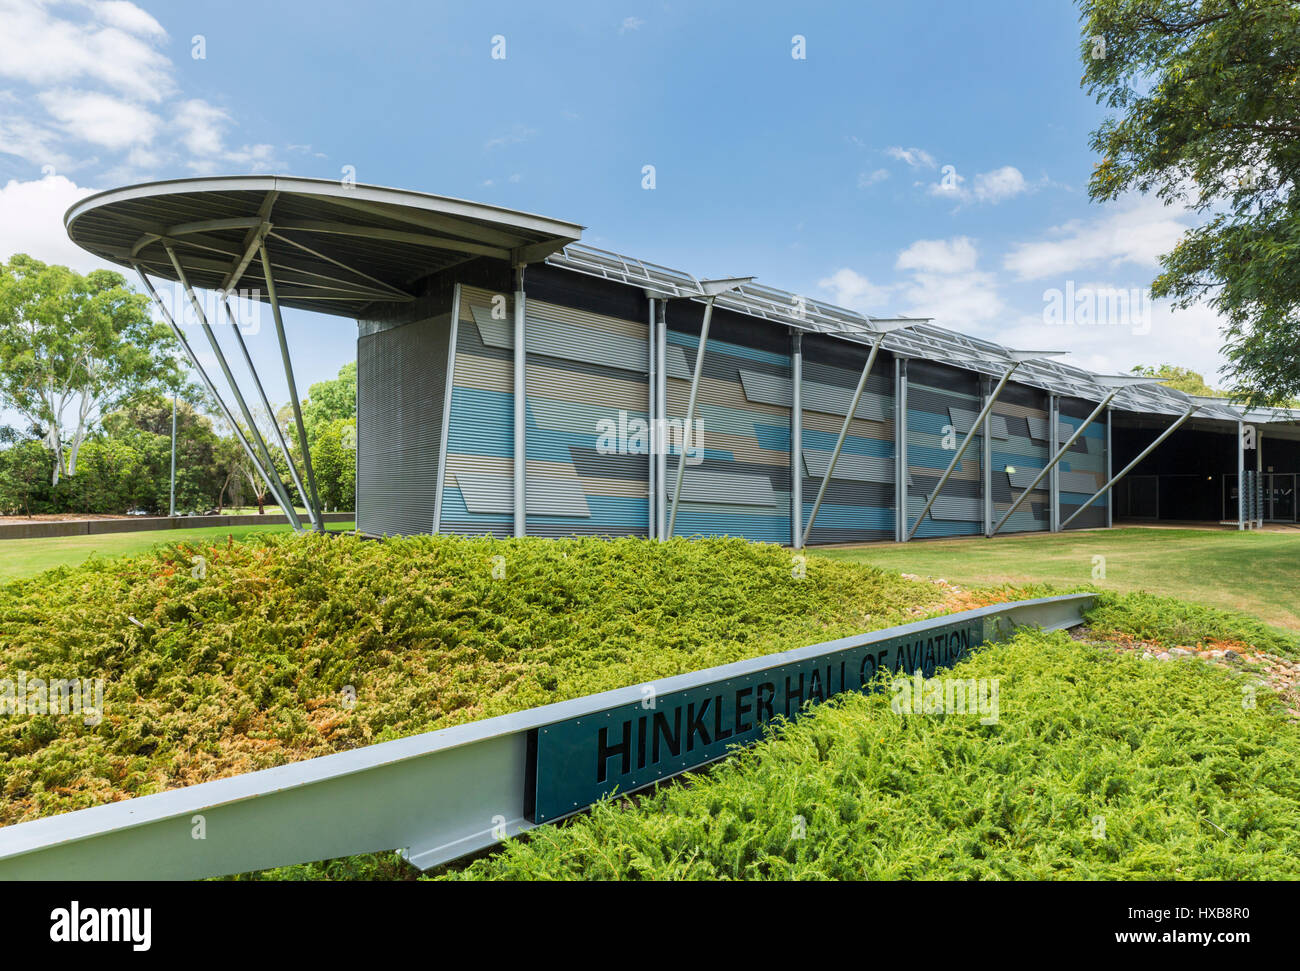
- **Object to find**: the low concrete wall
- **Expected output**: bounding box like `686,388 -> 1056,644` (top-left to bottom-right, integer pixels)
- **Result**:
0,512 -> 354,541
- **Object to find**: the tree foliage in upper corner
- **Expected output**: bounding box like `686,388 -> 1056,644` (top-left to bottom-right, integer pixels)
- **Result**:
1130,362 -> 1224,396
0,254 -> 184,484
1080,0 -> 1300,406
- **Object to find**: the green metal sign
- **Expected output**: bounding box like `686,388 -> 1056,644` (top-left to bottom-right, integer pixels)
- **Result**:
530,613 -> 997,823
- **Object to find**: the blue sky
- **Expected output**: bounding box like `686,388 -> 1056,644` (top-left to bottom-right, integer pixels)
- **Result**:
0,0 -> 1226,424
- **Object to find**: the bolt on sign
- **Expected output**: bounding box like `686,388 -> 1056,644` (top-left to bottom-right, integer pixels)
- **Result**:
528,612 -> 1011,823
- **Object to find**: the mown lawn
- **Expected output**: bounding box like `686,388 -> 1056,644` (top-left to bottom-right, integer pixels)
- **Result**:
819,527 -> 1300,632
0,522 -> 354,582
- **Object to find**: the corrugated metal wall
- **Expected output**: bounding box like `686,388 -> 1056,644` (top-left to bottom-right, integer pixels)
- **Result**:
991,382 -> 1051,534
522,293 -> 649,538
906,360 -> 984,538
666,304 -> 792,543
438,275 -> 653,538
439,285 -> 517,537
356,313 -> 451,536
799,335 -> 896,544
359,263 -> 1111,544
1060,396 -> 1108,528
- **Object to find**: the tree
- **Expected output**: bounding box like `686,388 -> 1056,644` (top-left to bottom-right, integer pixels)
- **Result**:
301,361 -> 356,438
0,428 -> 52,517
0,255 -> 183,484
1130,363 -> 1224,397
1079,0 -> 1300,405
310,416 -> 357,511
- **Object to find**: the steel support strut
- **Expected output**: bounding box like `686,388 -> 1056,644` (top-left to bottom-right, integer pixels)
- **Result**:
1061,405 -> 1198,529
134,265 -> 293,523
907,362 -> 1019,542
222,299 -> 316,528
802,336 -> 883,547
667,297 -> 716,539
259,241 -> 323,532
163,243 -> 303,529
989,388 -> 1120,537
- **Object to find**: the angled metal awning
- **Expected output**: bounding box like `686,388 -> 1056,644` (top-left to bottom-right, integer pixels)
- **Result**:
66,176 -> 585,533
66,175 -> 584,318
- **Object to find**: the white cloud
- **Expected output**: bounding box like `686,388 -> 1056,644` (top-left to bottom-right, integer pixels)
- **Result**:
994,299 -> 1227,380
0,0 -> 174,102
619,16 -> 645,33
972,165 -> 1027,204
86,0 -> 167,38
898,270 -> 1004,325
39,88 -> 160,150
816,268 -> 891,312
1003,195 -> 1191,280
0,175 -> 111,271
857,168 -> 889,188
484,124 -> 537,151
927,165 -> 1028,205
174,99 -> 229,157
896,236 -> 978,274
885,146 -> 937,169
893,236 -> 1002,325
0,114 -> 77,170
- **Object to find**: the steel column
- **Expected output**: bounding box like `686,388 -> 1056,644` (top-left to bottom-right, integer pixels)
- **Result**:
1257,426 -> 1264,528
895,358 -> 908,542
164,243 -> 302,529
1061,406 -> 1197,529
222,299 -> 316,527
791,332 -> 803,548
990,389 -> 1119,537
908,362 -> 1019,542
513,266 -> 527,538
647,296 -> 658,540
1048,395 -> 1060,532
134,266 -> 289,522
1105,408 -> 1113,528
667,297 -> 718,539
169,392 -> 177,517
259,241 -> 323,532
1237,419 -> 1246,531
980,377 -> 993,536
802,337 -> 883,547
655,300 -> 668,541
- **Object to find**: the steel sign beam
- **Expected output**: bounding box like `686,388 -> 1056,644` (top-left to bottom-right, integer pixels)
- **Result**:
0,594 -> 1094,880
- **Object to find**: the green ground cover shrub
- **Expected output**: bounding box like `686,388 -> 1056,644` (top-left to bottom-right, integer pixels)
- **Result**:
0,534 -> 942,825
440,629 -> 1300,880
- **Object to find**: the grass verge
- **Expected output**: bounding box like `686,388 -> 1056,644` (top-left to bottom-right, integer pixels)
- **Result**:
819,527 -> 1300,632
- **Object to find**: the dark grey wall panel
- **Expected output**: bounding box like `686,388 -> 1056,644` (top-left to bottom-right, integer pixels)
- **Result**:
357,314 -> 452,536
